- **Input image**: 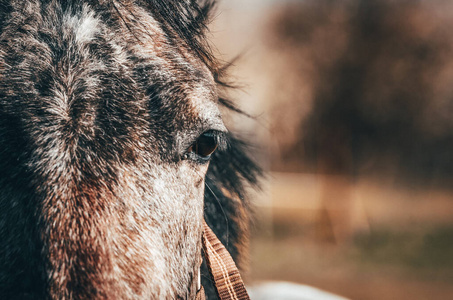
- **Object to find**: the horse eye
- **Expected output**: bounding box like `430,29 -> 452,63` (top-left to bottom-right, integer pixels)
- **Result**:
186,131 -> 219,162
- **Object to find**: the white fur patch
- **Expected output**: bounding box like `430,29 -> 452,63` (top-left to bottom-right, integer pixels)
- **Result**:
64,5 -> 100,45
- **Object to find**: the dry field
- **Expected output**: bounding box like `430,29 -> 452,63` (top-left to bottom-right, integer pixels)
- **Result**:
247,172 -> 453,300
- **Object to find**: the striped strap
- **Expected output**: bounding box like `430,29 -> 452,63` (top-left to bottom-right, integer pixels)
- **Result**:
202,221 -> 250,300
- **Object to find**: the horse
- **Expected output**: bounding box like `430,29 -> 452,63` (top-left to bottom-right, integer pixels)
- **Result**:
0,1 -> 260,298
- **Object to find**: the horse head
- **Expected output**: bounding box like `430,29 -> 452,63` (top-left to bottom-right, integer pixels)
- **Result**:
0,1 -> 259,298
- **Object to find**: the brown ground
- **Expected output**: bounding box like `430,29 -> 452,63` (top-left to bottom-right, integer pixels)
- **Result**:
247,173 -> 453,300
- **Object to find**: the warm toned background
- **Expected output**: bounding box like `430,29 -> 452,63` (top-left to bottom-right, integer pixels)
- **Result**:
210,1 -> 453,299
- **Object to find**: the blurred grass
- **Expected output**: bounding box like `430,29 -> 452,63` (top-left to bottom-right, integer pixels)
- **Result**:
353,226 -> 453,276
249,217 -> 453,299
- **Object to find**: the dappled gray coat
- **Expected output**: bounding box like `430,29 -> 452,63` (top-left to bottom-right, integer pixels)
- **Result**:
0,0 -> 260,299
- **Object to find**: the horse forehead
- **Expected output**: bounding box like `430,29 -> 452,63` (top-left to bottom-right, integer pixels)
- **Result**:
2,2 -> 218,121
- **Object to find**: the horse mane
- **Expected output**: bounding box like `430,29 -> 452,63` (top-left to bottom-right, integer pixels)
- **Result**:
137,0 -> 217,68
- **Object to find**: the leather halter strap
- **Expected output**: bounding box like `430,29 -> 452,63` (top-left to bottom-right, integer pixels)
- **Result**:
196,221 -> 250,300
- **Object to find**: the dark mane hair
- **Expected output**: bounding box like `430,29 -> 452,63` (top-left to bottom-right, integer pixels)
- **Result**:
109,0 -> 217,71
138,0 -> 216,67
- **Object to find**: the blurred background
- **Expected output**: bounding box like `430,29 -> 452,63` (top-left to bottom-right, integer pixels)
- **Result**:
210,0 -> 453,299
